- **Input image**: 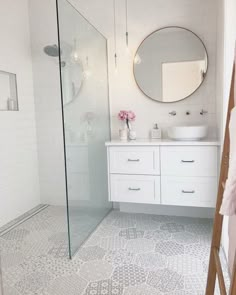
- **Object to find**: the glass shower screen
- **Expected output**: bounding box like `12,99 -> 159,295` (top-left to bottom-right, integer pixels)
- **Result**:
56,0 -> 112,257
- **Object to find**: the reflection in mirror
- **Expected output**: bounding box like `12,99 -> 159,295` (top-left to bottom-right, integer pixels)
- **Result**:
43,42 -> 84,106
134,27 -> 208,103
61,41 -> 84,106
61,60 -> 83,106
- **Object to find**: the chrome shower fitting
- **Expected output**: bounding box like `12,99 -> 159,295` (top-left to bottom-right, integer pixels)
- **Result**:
200,109 -> 208,115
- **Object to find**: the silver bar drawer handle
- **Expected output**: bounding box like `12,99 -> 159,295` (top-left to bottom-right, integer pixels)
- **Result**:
128,159 -> 140,162
129,188 -> 141,191
182,190 -> 195,194
181,160 -> 195,163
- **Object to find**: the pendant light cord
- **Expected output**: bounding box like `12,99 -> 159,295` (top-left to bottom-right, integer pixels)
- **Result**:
113,0 -> 117,67
125,0 -> 129,47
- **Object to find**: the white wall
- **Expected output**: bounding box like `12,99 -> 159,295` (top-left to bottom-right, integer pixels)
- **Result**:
0,0 -> 40,227
29,0 -> 67,206
71,0 -> 218,139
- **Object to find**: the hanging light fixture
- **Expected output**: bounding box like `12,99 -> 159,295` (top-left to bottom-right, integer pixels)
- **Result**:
71,39 -> 81,64
83,56 -> 92,80
125,0 -> 129,48
113,0 -> 118,69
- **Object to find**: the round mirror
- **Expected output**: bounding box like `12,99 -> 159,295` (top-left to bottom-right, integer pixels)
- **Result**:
134,27 -> 208,103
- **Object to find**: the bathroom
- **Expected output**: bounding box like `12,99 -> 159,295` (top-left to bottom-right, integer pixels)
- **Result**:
0,0 -> 236,294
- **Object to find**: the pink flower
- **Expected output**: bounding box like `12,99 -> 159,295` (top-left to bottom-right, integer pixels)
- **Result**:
118,110 -> 136,122
118,110 -> 128,121
127,111 -> 136,121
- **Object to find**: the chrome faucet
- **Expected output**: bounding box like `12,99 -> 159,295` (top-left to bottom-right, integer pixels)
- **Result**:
169,111 -> 176,116
200,109 -> 208,115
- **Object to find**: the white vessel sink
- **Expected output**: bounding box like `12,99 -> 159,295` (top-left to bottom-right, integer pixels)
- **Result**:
168,125 -> 208,141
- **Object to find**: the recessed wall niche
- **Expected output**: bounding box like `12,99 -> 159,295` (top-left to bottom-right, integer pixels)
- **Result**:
0,70 -> 18,111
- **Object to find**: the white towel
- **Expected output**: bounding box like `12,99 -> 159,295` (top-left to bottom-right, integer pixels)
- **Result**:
220,107 -> 236,216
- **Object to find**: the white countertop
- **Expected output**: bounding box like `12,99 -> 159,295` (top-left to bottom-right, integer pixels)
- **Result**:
105,138 -> 220,146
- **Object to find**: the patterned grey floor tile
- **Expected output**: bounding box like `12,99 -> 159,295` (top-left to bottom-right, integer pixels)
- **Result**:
160,223 -> 185,233
147,268 -> 184,293
0,207 -> 219,295
84,279 -> 123,295
77,246 -> 106,262
45,274 -> 87,295
126,238 -> 155,254
112,218 -> 136,228
144,230 -> 171,241
119,228 -> 144,240
48,232 -> 68,244
95,225 -> 120,237
135,252 -> 167,270
1,252 -> 25,269
185,223 -> 212,236
184,275 -> 207,291
167,290 -> 204,295
0,239 -> 27,255
14,271 -> 53,295
150,215 -> 174,223
17,255 -> 83,278
2,283 -> 22,295
78,260 -> 113,281
155,241 -> 185,256
124,284 -> 160,295
46,218 -> 68,233
2,265 -> 27,288
112,264 -> 146,287
202,260 -> 209,273
172,232 -> 199,244
199,234 -> 212,245
104,249 -> 135,266
167,255 -> 204,275
100,236 -> 127,250
136,220 -> 160,231
47,242 -> 69,258
1,229 -> 30,241
185,244 -> 210,260
21,216 -> 54,232
83,235 -> 101,247
21,236 -> 54,257
168,216 -> 210,226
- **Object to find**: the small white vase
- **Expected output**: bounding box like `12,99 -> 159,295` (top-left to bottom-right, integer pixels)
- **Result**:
129,130 -> 136,140
119,128 -> 128,141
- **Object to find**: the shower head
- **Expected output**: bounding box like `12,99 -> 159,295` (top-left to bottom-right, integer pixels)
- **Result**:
43,44 -> 60,57
43,44 -> 66,67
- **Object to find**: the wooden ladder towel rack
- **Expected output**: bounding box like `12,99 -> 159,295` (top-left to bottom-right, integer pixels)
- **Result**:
206,49 -> 236,294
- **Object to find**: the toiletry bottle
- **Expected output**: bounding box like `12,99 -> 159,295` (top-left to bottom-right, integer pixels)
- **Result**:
151,124 -> 162,139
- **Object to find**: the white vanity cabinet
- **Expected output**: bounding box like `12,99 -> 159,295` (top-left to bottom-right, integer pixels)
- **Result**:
106,140 -> 219,208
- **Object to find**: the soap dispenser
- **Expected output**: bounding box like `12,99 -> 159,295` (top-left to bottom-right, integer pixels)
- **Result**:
151,124 -> 162,139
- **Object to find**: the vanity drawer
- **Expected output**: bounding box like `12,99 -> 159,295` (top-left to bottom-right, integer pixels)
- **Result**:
161,176 -> 217,207
109,147 -> 160,175
110,174 -> 161,204
161,146 -> 217,177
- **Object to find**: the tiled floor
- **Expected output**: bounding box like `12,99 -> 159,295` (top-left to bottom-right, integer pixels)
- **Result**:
0,206 -> 229,294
